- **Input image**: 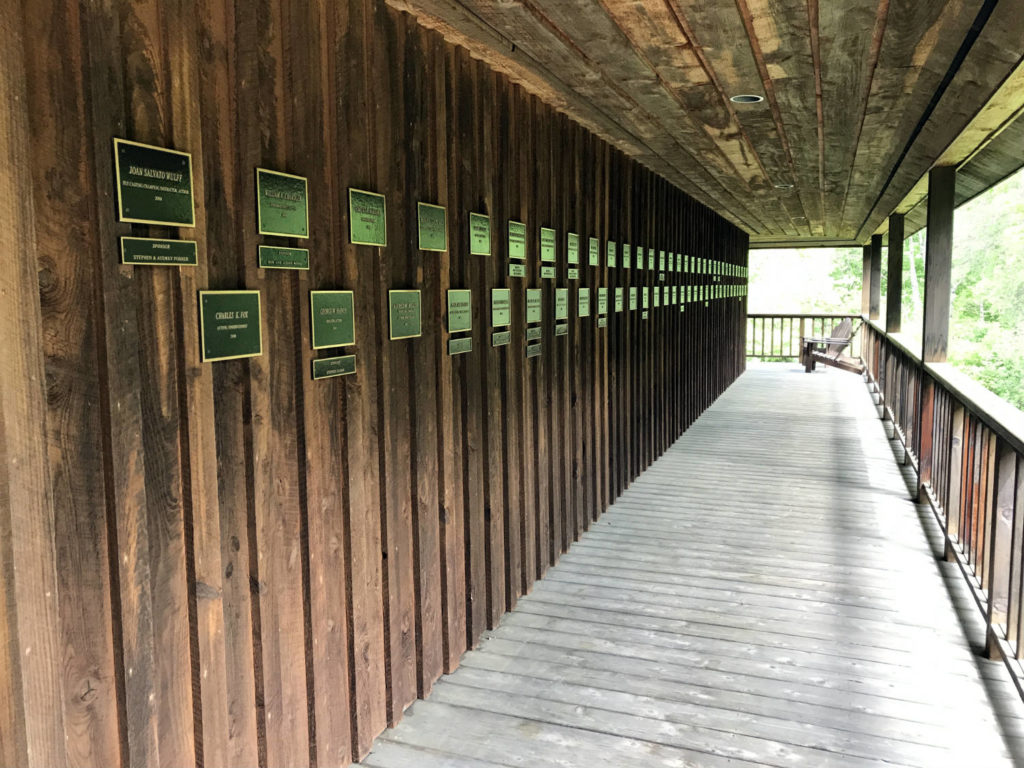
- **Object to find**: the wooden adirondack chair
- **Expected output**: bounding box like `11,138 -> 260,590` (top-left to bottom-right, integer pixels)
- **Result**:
801,318 -> 864,373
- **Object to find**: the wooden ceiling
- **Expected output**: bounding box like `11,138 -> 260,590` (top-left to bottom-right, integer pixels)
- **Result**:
388,0 -> 1024,246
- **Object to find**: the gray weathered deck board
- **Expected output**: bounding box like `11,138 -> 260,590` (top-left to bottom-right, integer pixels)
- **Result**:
359,364 -> 1024,767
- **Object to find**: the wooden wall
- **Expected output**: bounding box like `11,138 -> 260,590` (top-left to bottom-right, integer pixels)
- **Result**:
0,0 -> 748,766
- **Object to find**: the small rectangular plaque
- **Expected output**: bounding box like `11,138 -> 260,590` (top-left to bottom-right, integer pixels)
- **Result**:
540,227 -> 556,262
629,287 -> 637,311
258,245 -> 309,270
492,330 -> 511,347
447,289 -> 472,333
349,188 -> 387,246
526,326 -> 542,341
200,290 -> 262,362
526,288 -> 542,324
588,237 -> 599,267
388,289 -> 421,340
606,241 -> 616,268
597,287 -> 608,315
642,287 -> 649,309
469,212 -> 491,255
615,287 -> 624,313
541,266 -> 556,279
654,287 -> 660,308
568,268 -> 580,280
567,232 -> 580,264
555,323 -> 568,336
659,250 -> 666,272
448,337 -> 472,356
256,168 -> 308,238
597,316 -> 607,328
114,138 -> 195,226
121,237 -> 197,266
418,202 -> 448,252
312,354 -> 356,380
578,287 -> 590,317
311,290 -> 356,349
623,243 -> 631,269
555,287 -> 569,320
647,249 -> 655,271
526,343 -> 541,359
508,220 -> 526,259
508,263 -> 526,278
642,310 -> 649,320
491,288 -> 511,327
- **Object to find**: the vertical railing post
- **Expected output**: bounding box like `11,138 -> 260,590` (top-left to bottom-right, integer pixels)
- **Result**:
886,214 -> 904,334
869,234 -> 882,322
986,438 -> 1015,658
861,244 -> 871,318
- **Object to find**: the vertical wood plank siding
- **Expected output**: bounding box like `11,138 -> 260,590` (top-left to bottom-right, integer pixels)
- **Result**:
0,1 -> 748,765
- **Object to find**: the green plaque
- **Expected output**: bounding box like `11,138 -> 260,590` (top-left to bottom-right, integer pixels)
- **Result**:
659,250 -> 666,272
491,288 -> 511,327
447,289 -> 473,333
567,232 -> 580,264
199,290 -> 262,362
615,287 -> 624,313
597,316 -> 607,328
664,286 -> 670,304
469,212 -> 491,255
654,287 -> 660,308
588,237 -> 599,267
578,287 -> 590,318
448,337 -> 473,356
647,249 -> 655,271
388,290 -> 421,340
418,202 -> 448,252
312,354 -> 356,380
508,220 -> 526,260
311,290 -> 356,349
540,227 -> 557,262
526,327 -> 542,342
555,288 -> 569,320
684,255 -> 690,272
555,323 -> 568,336
526,289 -> 542,324
567,268 -> 580,280
623,243 -> 631,269
114,138 -> 195,226
629,287 -> 637,311
259,245 -> 310,270
526,343 -> 541,359
492,330 -> 511,347
509,263 -> 526,278
121,237 -> 197,266
256,168 -> 308,238
597,287 -> 608,315
541,266 -> 556,279
642,310 -> 649,320
673,285 -> 678,304
668,253 -> 674,272
642,287 -> 649,309
606,241 -> 617,268
349,188 -> 387,246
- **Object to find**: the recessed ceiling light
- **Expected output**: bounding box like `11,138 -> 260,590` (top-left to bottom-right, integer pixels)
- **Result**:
774,183 -> 794,190
730,94 -> 764,104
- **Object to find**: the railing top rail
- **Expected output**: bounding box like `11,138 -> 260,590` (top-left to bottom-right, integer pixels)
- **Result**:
748,312 -> 859,319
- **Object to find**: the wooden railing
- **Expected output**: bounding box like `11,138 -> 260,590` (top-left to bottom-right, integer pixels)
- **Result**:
862,320 -> 1024,690
747,313 -> 861,360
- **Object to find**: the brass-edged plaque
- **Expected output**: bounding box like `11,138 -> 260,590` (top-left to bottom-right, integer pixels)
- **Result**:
256,168 -> 309,238
311,290 -> 355,349
588,237 -> 599,267
526,327 -> 542,342
508,220 -> 527,259
597,287 -> 608,315
121,237 -> 197,266
469,212 -> 491,255
541,266 -> 556,279
199,290 -> 262,362
623,243 -> 631,269
448,337 -> 472,356
491,288 -> 511,327
578,287 -> 590,317
492,330 -> 512,347
629,287 -> 637,311
555,323 -> 568,336
526,288 -> 542,324
388,290 -> 421,340
313,354 -> 356,380
597,316 -> 607,328
614,287 -> 624,313
418,202 -> 448,252
567,268 -> 580,280
567,232 -> 580,264
258,245 -> 309,270
526,343 -> 541,359
555,288 -> 569,320
606,241 -> 617,268
349,188 -> 387,246
114,138 -> 195,227
508,263 -> 526,278
447,289 -> 472,333
540,227 -> 557,262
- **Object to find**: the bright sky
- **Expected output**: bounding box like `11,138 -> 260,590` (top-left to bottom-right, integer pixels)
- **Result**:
747,248 -> 857,314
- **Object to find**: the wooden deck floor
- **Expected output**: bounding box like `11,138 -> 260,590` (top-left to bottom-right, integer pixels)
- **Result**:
358,364 -> 1024,767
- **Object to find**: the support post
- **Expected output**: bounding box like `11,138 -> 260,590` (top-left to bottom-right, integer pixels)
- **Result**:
886,214 -> 904,333
861,244 -> 871,317
869,234 -> 882,321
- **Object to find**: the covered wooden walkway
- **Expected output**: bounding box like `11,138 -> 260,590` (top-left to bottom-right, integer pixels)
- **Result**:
359,364 -> 1024,767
